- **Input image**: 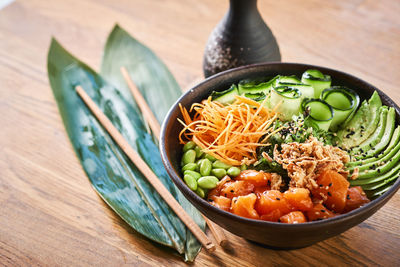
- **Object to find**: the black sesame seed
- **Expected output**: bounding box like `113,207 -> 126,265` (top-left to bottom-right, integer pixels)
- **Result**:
230,190 -> 234,193
347,194 -> 350,200
377,169 -> 381,173
208,199 -> 212,202
276,197 -> 280,200
328,183 -> 332,187
327,192 -> 332,196
321,209 -> 326,213
319,184 -> 323,187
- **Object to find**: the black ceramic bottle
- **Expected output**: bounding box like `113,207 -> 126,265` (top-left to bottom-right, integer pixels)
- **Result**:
203,0 -> 281,77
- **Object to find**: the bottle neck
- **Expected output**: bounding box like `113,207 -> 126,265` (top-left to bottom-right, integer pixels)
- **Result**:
225,0 -> 262,30
229,0 -> 258,15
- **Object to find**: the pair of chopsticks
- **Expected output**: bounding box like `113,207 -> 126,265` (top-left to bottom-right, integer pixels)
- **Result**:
120,67 -> 228,247
75,67 -> 227,252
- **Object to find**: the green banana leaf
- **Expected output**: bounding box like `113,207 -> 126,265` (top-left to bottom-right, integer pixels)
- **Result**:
100,25 -> 181,125
48,36 -> 204,261
100,25 -> 204,261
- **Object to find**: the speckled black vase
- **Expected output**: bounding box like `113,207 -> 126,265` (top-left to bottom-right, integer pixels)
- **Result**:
203,0 -> 281,77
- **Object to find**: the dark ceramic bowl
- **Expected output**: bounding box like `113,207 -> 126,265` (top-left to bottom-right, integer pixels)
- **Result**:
160,62 -> 400,248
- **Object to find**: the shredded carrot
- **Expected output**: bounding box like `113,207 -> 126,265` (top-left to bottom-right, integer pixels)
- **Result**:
179,95 -> 279,166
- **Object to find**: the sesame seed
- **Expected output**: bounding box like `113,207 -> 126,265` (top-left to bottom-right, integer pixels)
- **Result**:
327,192 -> 332,196
276,197 -> 280,200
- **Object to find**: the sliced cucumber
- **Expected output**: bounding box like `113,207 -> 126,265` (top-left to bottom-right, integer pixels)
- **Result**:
270,86 -> 302,121
211,84 -> 239,104
238,76 -> 276,95
244,92 -> 266,102
275,76 -> 314,99
301,69 -> 331,98
275,75 -> 301,84
301,99 -> 334,131
321,86 -> 356,131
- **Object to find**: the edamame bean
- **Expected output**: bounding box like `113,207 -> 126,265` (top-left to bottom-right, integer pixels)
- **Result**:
204,154 -> 217,162
184,174 -> 198,191
212,160 -> 232,169
182,163 -> 197,172
182,149 -> 196,165
211,168 -> 226,179
196,158 -> 205,165
240,164 -> 248,171
194,146 -> 203,158
197,176 -> 219,189
227,167 -> 241,177
183,141 -> 196,152
200,159 -> 212,176
184,170 -> 201,180
195,187 -> 206,198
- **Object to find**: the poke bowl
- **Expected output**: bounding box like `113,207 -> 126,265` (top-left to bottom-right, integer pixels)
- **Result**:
159,62 -> 400,248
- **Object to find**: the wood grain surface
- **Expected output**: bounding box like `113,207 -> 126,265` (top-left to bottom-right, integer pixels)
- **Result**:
1,0 -> 399,266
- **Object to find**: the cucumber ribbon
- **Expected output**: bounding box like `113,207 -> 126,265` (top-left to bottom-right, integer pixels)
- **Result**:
301,99 -> 334,131
321,86 -> 359,131
302,69 -> 331,98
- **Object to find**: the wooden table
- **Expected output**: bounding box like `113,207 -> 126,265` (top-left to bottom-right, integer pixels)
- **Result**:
1,0 -> 399,266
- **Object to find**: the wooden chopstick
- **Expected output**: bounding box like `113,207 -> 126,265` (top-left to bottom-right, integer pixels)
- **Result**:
120,68 -> 161,139
120,67 -> 228,247
75,85 -> 216,252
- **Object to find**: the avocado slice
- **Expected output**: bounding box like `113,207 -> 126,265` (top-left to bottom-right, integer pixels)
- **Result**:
355,146 -> 400,179
350,106 -> 388,156
354,107 -> 395,159
348,136 -> 400,173
366,179 -> 396,198
360,169 -> 400,191
336,91 -> 382,149
351,159 -> 400,186
347,125 -> 400,167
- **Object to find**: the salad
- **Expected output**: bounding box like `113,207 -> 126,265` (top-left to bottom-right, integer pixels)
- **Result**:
177,69 -> 398,223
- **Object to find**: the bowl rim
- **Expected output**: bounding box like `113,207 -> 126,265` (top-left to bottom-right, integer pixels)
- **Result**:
160,62 -> 400,228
